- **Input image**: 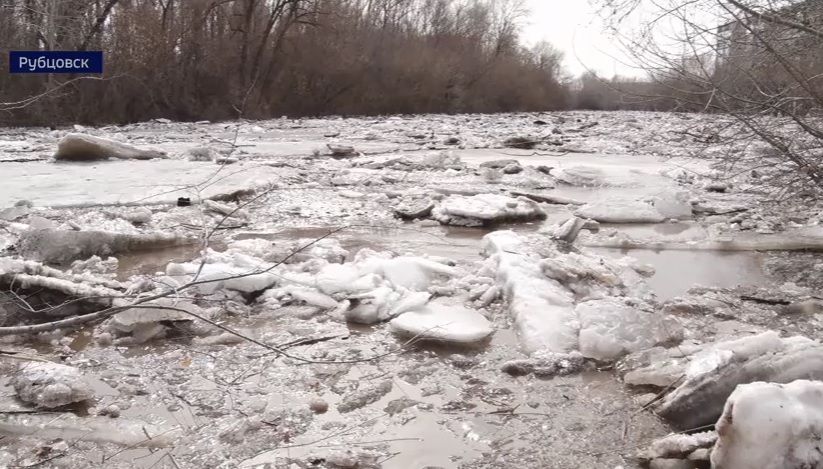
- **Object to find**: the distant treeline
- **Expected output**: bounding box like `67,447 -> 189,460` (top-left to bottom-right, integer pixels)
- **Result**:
1,0 -> 582,125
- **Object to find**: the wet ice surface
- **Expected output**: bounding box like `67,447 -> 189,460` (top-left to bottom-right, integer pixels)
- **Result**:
1,111 -> 821,468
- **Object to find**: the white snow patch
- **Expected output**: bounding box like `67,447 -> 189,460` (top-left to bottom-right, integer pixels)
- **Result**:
315,264 -> 378,295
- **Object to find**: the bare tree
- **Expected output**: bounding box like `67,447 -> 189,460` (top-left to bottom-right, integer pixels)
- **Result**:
590,0 -> 823,197
0,0 -> 570,125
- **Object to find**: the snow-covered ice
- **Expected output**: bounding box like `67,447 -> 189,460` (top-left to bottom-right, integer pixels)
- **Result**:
0,160 -> 285,207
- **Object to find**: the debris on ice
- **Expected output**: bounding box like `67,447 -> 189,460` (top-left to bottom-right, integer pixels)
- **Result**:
337,380 -> 393,413
187,146 -> 219,162
509,190 -> 584,206
203,199 -> 250,220
501,351 -> 585,377
640,431 -> 717,460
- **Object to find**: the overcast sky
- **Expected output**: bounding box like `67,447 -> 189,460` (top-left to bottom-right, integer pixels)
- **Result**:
521,0 -> 646,79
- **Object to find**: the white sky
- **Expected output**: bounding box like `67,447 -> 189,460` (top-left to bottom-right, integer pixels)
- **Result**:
521,0 -> 647,79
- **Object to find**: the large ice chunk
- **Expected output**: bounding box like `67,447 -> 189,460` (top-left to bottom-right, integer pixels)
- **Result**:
165,254 -> 279,294
17,228 -> 196,264
574,200 -> 666,224
481,230 -> 579,354
432,194 -> 546,227
12,361 -> 94,408
315,264 -> 377,295
649,190 -> 694,220
357,256 -> 459,291
656,340 -> 823,430
711,380 -> 823,469
54,133 -> 166,161
389,301 -> 493,343
620,331 -> 788,388
618,331 -> 823,430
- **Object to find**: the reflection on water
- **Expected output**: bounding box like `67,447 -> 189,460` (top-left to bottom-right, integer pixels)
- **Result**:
591,247 -> 768,301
